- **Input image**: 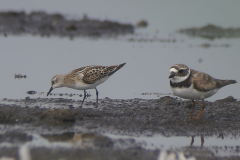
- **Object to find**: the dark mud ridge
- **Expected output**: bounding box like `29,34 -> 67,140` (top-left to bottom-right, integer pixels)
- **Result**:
0,11 -> 134,38
1,96 -> 240,137
0,96 -> 239,160
178,24 -> 240,40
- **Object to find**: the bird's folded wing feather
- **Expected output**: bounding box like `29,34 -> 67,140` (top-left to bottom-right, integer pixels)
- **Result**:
191,70 -> 218,92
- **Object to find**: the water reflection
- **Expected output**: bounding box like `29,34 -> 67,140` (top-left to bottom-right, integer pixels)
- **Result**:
158,150 -> 196,160
190,136 -> 204,147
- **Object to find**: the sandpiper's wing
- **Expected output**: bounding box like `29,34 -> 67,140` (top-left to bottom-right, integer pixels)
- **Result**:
82,63 -> 126,84
67,63 -> 125,85
191,69 -> 236,92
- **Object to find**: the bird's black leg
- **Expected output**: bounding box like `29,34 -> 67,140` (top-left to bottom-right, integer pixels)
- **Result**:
95,87 -> 98,107
80,90 -> 86,107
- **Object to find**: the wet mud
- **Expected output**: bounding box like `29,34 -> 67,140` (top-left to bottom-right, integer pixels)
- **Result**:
178,24 -> 240,40
2,96 -> 240,137
0,96 -> 239,159
0,11 -> 134,38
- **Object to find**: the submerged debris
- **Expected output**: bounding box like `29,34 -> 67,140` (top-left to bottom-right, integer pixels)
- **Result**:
136,20 -> 148,28
25,90 -> 91,98
200,43 -> 230,48
178,24 -> 240,40
14,74 -> 27,79
127,38 -> 176,43
26,91 -> 37,95
0,11 -> 134,38
141,92 -> 172,97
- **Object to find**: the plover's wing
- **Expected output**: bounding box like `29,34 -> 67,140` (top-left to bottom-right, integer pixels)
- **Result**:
191,70 -> 218,92
192,70 -> 236,92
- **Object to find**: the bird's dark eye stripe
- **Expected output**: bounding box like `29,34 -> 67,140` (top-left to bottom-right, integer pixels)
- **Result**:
178,69 -> 184,73
52,81 -> 55,85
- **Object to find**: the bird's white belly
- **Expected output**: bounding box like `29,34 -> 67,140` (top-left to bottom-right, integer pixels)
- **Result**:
171,84 -> 219,100
69,77 -> 109,90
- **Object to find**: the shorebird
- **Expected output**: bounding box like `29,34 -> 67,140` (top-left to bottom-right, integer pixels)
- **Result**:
47,63 -> 126,107
169,64 -> 237,119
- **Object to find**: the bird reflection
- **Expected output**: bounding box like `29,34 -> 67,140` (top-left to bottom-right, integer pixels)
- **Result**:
190,136 -> 204,147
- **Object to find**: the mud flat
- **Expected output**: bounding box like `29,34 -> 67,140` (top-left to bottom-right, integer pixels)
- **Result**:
0,96 -> 239,160
0,11 -> 134,38
178,24 -> 240,40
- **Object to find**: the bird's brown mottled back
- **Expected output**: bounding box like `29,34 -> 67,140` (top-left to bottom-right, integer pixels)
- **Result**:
190,69 -> 237,92
64,63 -> 126,85
82,66 -> 110,84
82,63 -> 126,84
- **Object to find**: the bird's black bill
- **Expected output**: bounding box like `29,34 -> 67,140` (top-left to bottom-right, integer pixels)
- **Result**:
47,87 -> 53,96
169,74 -> 175,79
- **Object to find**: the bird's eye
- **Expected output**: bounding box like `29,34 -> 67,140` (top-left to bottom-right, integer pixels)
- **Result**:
178,69 -> 184,73
52,81 -> 55,85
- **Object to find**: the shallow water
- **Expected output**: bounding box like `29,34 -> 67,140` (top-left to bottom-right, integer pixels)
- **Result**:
0,35 -> 239,101
107,134 -> 240,157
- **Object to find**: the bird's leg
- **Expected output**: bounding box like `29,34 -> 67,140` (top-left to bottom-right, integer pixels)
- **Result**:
190,136 -> 194,146
95,88 -> 98,108
190,100 -> 195,119
197,100 -> 205,119
80,90 -> 86,107
200,136 -> 204,147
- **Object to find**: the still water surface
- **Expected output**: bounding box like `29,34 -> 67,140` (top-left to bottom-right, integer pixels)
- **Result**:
0,35 -> 239,101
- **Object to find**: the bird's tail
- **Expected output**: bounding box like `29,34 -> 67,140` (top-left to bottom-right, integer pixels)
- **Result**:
216,79 -> 237,88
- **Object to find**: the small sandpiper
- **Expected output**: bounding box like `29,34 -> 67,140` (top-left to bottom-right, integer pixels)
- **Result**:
47,63 -> 126,107
169,64 -> 237,119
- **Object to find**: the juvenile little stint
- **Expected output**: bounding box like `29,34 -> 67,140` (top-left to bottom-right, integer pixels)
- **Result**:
47,63 -> 126,107
169,64 -> 237,119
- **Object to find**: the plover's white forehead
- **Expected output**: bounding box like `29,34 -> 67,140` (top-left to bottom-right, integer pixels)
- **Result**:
179,68 -> 187,70
170,68 -> 178,73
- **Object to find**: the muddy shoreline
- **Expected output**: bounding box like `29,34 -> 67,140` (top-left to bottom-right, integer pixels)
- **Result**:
0,11 -> 134,38
0,96 -> 239,160
1,96 -> 240,137
178,24 -> 240,40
